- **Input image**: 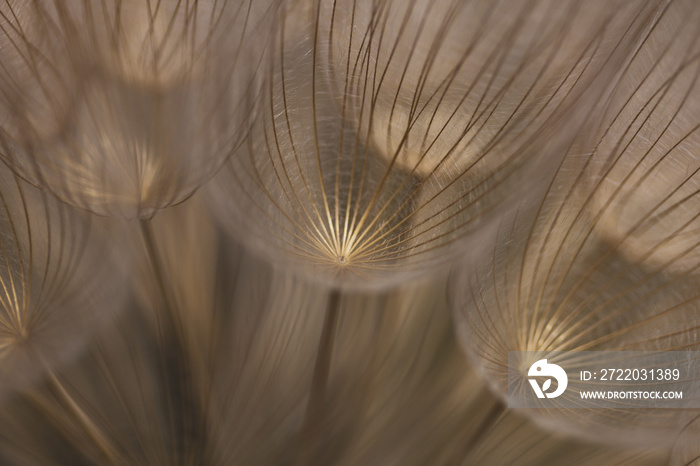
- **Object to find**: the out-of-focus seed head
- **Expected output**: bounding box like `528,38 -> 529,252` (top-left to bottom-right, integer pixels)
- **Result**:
0,160 -> 127,395
0,0 -> 280,218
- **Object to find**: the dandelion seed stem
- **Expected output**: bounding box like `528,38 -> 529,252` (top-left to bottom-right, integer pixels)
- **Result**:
45,371 -> 121,464
138,219 -> 204,463
296,289 -> 342,465
459,390 -> 505,463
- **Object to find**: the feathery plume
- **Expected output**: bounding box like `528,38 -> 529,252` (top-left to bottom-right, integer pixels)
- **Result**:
208,0 -> 661,289
450,0 -> 700,449
0,160 -> 126,397
0,0 -> 279,218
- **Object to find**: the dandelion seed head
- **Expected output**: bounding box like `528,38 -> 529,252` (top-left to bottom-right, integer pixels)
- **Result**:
0,162 -> 128,394
448,0 -> 700,450
587,2 -> 700,276
208,0 -> 638,289
0,0 -> 278,218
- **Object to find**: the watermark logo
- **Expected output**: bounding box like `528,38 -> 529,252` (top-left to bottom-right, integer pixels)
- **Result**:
509,351 -> 697,408
528,359 -> 567,399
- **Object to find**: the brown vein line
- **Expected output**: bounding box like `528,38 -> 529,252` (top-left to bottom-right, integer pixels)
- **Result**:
276,10 -> 332,246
